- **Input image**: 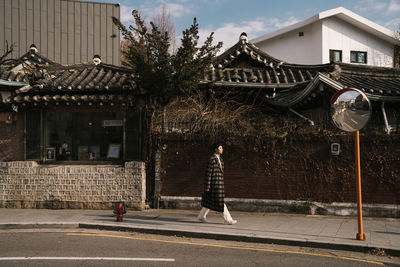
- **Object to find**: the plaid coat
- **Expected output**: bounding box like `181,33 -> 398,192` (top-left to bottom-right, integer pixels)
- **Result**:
201,154 -> 225,212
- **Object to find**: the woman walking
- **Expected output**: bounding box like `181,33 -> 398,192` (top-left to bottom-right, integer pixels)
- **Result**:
197,143 -> 237,225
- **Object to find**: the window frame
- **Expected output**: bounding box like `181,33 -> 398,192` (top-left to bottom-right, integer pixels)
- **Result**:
329,49 -> 342,63
350,51 -> 367,64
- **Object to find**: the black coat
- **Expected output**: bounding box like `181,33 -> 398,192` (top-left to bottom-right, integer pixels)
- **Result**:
201,154 -> 225,212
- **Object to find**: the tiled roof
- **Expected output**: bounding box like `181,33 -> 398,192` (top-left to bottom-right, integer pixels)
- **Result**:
0,49 -> 60,85
31,63 -> 135,92
203,33 -> 333,88
263,64 -> 400,108
4,36 -> 400,109
202,33 -> 400,107
203,66 -> 322,87
5,62 -> 137,106
334,63 -> 400,101
263,73 -> 341,107
4,48 -> 60,68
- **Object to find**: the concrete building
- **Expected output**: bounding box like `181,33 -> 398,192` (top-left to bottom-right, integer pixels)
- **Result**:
251,7 -> 400,68
0,0 -> 120,65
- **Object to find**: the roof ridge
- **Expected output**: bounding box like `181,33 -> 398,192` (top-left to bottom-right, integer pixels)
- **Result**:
337,63 -> 400,77
214,34 -> 335,70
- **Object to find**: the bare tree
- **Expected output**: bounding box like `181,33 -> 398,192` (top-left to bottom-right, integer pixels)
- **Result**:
152,4 -> 177,54
0,41 -> 14,65
119,38 -> 131,65
395,24 -> 400,69
119,5 -> 177,65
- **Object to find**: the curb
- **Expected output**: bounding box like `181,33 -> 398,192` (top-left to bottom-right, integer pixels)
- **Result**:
0,223 -> 78,229
1,222 -> 399,257
78,223 -> 400,257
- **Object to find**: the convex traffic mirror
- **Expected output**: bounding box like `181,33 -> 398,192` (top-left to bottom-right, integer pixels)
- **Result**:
330,88 -> 372,132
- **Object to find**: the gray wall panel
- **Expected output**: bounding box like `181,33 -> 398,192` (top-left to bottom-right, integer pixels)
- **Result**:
81,2 -> 87,62
60,0 -> 68,64
93,3 -> 100,57
112,4 -> 119,65
4,1 -> 12,57
11,0 -> 19,57
47,0 -> 54,60
106,4 -> 112,64
100,3 -> 106,61
0,0 -> 120,65
67,1 -> 74,64
87,3 -> 93,63
74,2 -> 81,63
0,1 -> 5,55
40,0 -> 47,58
33,1 -> 40,48
19,0 -> 27,56
54,0 -> 61,63
26,0 -> 34,54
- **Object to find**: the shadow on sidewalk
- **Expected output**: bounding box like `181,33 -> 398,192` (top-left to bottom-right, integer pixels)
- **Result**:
375,231 -> 400,235
87,213 -> 227,226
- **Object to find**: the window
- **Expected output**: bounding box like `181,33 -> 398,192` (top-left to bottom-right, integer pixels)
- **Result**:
329,50 -> 342,62
350,51 -> 367,64
44,112 -> 123,161
25,109 -> 143,163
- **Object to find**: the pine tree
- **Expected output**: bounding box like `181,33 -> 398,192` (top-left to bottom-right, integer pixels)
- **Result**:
112,10 -> 222,108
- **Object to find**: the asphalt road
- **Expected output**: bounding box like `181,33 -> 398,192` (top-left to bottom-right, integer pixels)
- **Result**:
0,229 -> 398,267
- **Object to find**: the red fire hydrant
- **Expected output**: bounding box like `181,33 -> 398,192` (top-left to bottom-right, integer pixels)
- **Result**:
116,203 -> 125,222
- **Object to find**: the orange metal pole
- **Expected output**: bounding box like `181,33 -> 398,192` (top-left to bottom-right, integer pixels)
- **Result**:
355,130 -> 366,241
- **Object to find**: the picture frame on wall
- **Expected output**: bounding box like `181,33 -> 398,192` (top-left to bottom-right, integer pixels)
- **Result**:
107,144 -> 121,159
45,147 -> 56,161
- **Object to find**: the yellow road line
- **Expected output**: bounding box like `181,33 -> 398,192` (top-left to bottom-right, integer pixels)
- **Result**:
67,233 -> 384,265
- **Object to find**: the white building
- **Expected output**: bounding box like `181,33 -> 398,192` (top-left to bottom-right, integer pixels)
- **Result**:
251,7 -> 400,67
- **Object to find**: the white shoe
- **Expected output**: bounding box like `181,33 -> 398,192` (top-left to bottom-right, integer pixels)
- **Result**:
224,219 -> 237,225
198,217 -> 208,223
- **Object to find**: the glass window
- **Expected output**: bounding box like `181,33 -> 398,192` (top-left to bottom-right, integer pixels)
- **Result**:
44,112 -> 123,161
358,53 -> 366,63
350,51 -> 367,64
350,52 -> 357,62
329,50 -> 342,62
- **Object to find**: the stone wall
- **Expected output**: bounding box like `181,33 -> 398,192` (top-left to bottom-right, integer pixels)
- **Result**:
0,161 -> 146,209
160,196 -> 400,218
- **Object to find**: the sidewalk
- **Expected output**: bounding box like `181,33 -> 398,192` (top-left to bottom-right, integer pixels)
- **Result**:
0,208 -> 399,256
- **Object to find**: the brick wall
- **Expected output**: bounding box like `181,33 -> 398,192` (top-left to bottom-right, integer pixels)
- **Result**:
0,161 -> 146,209
0,112 -> 24,161
160,134 -> 400,204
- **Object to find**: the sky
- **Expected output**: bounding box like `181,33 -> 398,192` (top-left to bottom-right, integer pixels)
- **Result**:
91,0 -> 400,51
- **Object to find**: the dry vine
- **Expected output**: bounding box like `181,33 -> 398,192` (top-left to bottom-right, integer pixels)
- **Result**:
152,91 -> 256,139
151,91 -> 321,144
